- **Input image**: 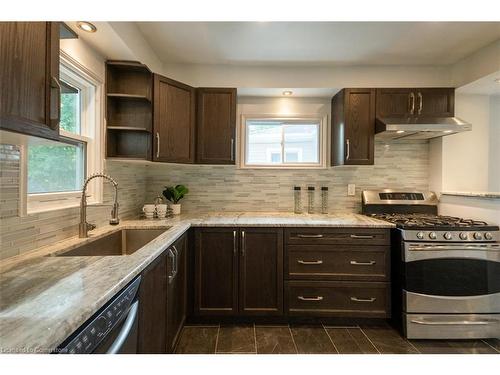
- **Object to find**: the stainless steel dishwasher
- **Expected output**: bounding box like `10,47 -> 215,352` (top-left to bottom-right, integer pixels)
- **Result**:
58,276 -> 141,354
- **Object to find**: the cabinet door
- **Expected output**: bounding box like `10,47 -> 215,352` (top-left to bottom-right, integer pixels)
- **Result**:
153,75 -> 195,163
196,88 -> 236,164
166,236 -> 188,353
239,228 -> 284,316
137,253 -> 168,354
376,88 -> 413,118
0,22 -> 60,140
415,88 -> 454,117
344,88 -> 376,165
194,228 -> 238,315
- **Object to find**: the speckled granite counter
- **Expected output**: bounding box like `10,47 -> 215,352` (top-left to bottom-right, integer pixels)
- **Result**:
0,212 -> 393,353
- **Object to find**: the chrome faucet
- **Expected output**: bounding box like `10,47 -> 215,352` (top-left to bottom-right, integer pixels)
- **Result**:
79,173 -> 120,238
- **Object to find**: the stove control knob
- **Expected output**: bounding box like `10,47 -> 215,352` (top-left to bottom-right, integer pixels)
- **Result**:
484,232 -> 493,240
428,232 -> 437,240
416,232 -> 424,239
473,232 -> 483,240
443,232 -> 453,240
459,232 -> 468,240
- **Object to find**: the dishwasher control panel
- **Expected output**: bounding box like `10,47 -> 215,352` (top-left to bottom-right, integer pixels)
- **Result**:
58,276 -> 141,354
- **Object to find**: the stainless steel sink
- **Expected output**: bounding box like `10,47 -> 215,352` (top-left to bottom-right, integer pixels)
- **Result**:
54,228 -> 169,257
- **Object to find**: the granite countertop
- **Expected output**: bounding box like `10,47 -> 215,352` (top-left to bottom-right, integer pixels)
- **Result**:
0,212 -> 393,353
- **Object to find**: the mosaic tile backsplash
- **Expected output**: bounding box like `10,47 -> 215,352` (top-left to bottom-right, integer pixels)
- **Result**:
0,140 -> 429,260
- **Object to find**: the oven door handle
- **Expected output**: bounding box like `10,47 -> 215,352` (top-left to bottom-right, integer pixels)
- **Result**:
410,318 -> 498,326
106,300 -> 139,354
408,244 -> 500,252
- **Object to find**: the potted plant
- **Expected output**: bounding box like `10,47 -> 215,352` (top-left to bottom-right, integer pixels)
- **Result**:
162,184 -> 189,215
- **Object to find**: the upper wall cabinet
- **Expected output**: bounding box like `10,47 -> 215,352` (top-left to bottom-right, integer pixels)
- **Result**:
0,22 -> 60,140
376,88 -> 454,118
105,61 -> 153,160
331,88 -> 376,166
153,75 -> 195,163
196,88 -> 237,164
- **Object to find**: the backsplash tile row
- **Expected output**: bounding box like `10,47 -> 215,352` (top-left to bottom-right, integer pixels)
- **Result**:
146,140 -> 430,213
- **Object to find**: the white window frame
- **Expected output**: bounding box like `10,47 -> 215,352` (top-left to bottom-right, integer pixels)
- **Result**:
24,51 -> 104,214
239,114 -> 328,169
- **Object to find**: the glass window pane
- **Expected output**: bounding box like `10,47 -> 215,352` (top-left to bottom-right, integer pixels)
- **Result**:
284,124 -> 319,163
27,138 -> 85,194
60,80 -> 81,134
246,122 -> 282,164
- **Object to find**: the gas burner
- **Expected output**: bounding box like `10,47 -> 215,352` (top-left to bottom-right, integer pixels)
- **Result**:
369,213 -> 490,229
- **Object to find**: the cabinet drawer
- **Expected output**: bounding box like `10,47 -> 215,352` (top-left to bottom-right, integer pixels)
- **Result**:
286,281 -> 390,318
285,228 -> 389,246
287,245 -> 389,281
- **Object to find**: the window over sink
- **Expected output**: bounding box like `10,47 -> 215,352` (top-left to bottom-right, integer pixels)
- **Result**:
239,116 -> 327,169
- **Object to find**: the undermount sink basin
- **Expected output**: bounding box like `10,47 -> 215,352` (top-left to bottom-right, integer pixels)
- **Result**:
54,228 -> 169,257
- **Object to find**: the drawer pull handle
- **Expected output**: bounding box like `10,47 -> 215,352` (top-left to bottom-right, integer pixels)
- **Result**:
297,260 -> 323,265
350,260 -> 376,266
350,234 -> 375,239
410,319 -> 497,326
297,234 -> 324,238
350,297 -> 376,303
298,296 -> 324,301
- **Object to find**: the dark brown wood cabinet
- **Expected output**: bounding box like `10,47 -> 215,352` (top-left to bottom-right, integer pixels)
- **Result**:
376,88 -> 454,118
239,228 -> 283,316
196,88 -> 237,164
137,253 -> 168,354
153,75 -> 195,163
0,22 -> 60,140
194,227 -> 284,317
331,88 -> 376,166
166,234 -> 188,353
194,228 -> 239,315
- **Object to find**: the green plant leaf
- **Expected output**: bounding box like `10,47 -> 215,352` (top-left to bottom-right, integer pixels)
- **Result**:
162,184 -> 188,204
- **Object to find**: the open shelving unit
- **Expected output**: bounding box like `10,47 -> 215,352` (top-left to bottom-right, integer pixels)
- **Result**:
105,61 -> 153,160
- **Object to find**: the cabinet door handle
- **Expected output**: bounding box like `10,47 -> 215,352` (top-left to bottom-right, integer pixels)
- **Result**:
409,92 -> 415,115
297,234 -> 324,238
167,248 -> 175,284
350,234 -> 375,239
50,76 -> 61,126
230,138 -> 235,161
417,92 -> 423,115
297,260 -> 323,265
233,230 -> 237,255
156,132 -> 160,159
350,297 -> 376,303
298,296 -> 324,301
172,245 -> 179,277
346,138 -> 350,160
241,230 -> 245,256
350,260 -> 376,266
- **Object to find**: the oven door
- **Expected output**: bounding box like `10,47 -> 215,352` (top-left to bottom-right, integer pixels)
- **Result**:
402,242 -> 500,314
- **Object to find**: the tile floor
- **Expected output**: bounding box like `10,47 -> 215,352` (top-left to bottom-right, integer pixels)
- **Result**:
175,323 -> 500,354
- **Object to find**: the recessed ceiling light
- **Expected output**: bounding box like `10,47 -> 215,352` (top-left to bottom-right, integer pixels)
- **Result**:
443,130 -> 453,133
77,21 -> 97,33
495,78 -> 500,84
396,130 -> 405,134
282,90 -> 293,96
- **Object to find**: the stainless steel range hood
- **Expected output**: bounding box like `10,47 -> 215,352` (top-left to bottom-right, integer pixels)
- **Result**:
375,117 -> 472,140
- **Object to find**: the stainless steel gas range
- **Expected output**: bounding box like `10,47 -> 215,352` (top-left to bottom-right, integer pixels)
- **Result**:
362,190 -> 500,339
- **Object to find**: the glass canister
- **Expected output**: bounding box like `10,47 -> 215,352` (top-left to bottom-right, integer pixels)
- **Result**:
293,186 -> 302,214
321,186 -> 328,214
307,186 -> 315,214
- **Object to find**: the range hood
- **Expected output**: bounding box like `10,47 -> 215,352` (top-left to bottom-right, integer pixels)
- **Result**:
375,117 -> 472,140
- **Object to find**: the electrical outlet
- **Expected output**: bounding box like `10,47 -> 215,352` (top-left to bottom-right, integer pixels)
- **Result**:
347,184 -> 356,196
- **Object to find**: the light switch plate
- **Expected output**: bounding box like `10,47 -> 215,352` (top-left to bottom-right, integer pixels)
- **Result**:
347,184 -> 356,196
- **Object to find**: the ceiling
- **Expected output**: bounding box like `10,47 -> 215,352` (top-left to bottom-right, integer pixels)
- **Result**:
135,22 -> 500,66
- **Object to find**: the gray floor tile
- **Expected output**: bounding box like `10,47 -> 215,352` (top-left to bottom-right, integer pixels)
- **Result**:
360,324 -> 419,354
326,327 -> 378,354
255,326 -> 297,354
175,326 -> 219,354
216,324 -> 256,353
411,339 -> 499,354
290,325 -> 337,354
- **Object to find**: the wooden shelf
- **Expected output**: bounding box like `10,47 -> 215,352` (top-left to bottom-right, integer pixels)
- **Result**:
107,126 -> 151,132
107,93 -> 151,101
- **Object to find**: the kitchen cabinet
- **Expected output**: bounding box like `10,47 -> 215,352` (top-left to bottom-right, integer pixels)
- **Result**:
196,88 -> 237,164
239,228 -> 283,316
331,88 -> 376,166
194,228 -> 239,315
153,74 -> 195,163
137,253 -> 168,354
0,22 -> 60,140
166,234 -> 188,353
376,88 -> 454,118
194,227 -> 284,317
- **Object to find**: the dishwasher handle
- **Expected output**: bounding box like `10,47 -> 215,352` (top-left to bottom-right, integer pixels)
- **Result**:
106,300 -> 139,354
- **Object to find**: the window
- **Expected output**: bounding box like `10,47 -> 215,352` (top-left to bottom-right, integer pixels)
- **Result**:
240,116 -> 327,168
26,55 -> 103,213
